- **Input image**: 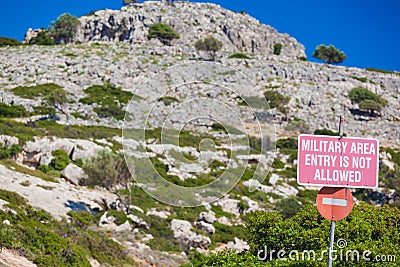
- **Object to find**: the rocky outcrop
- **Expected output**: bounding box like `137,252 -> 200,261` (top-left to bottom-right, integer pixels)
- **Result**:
99,211 -> 118,230
0,135 -> 19,148
22,137 -> 105,168
70,2 -> 305,58
170,219 -> 211,249
61,164 -> 86,185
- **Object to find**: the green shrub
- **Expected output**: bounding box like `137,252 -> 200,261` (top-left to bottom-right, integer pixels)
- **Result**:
158,96 -> 179,106
195,37 -> 223,61
0,144 -> 10,159
0,144 -> 21,159
263,90 -> 290,110
359,99 -> 383,112
211,223 -> 248,245
67,211 -> 93,229
10,83 -> 63,99
71,111 -> 88,120
271,158 -> 285,169
297,189 -> 318,202
0,103 -> 29,118
73,158 -> 83,167
348,87 -> 388,114
275,197 -> 302,218
148,23 -> 179,45
211,122 -> 228,134
273,43 -> 282,55
350,76 -> 367,83
277,166 -> 297,178
106,210 -> 127,226
228,53 -> 252,59
146,215 -> 181,252
276,138 -> 297,149
169,206 -> 206,222
314,128 -> 340,136
50,149 -> 70,171
0,37 -> 22,46
1,160 -> 56,182
28,30 -> 55,45
0,189 -> 27,204
248,135 -> 271,154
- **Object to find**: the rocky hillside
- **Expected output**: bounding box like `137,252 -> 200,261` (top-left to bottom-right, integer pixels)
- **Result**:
1,1 -> 399,266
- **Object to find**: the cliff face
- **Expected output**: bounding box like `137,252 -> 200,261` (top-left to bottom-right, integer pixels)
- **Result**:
74,1 -> 305,58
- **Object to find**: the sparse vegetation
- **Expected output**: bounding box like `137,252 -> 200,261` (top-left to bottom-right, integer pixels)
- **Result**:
80,83 -> 135,120
0,37 -> 22,46
228,53 -> 252,59
314,128 -> 341,136
0,103 -> 29,118
0,119 -> 120,146
0,144 -> 21,160
42,87 -> 70,120
350,76 -> 367,83
158,96 -> 179,106
366,68 -> 400,75
10,83 -> 63,99
82,150 -> 133,213
271,158 -> 285,169
263,90 -> 290,114
195,37 -> 223,61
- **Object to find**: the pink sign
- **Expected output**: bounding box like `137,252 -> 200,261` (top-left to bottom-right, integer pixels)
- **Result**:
297,134 -> 379,188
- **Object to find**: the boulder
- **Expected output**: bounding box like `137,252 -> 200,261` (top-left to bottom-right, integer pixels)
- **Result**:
98,212 -> 117,231
217,216 -> 232,226
171,219 -> 211,249
127,214 -> 149,229
61,164 -> 86,185
195,221 -> 215,234
198,210 -> 217,224
216,198 -> 240,216
146,209 -> 171,219
0,135 -> 19,148
115,220 -> 132,232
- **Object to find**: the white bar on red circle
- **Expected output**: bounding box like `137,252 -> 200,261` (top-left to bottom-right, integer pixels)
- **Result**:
322,198 -> 347,207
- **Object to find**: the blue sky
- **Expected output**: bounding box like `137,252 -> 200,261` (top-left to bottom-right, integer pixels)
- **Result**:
1,0 -> 399,71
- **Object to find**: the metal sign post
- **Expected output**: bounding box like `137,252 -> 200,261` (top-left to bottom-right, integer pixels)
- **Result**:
328,116 -> 343,267
328,220 -> 336,267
